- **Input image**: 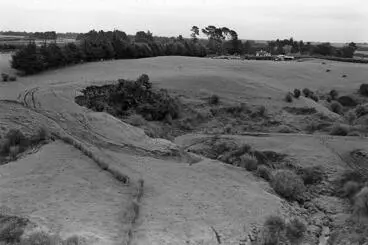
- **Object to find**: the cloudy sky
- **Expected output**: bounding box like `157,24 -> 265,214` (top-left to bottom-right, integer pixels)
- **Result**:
0,0 -> 367,42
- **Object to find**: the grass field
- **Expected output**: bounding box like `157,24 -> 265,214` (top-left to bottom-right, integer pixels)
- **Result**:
1,56 -> 368,244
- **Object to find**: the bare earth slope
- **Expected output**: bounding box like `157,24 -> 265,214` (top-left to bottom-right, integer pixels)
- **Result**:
1,56 -> 368,244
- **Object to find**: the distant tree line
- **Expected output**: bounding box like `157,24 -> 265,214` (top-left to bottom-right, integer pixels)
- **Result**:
267,38 -> 358,58
11,29 -> 207,74
9,26 -> 362,74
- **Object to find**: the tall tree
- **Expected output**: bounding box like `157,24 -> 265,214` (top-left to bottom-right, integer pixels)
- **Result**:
190,26 -> 199,43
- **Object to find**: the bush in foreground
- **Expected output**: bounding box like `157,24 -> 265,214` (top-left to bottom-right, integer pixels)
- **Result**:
286,218 -> 306,242
297,166 -> 325,185
239,154 -> 258,171
260,215 -> 286,245
255,165 -> 272,181
271,170 -> 305,200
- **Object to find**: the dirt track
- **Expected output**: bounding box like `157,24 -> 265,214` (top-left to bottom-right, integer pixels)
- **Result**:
1,56 -> 368,244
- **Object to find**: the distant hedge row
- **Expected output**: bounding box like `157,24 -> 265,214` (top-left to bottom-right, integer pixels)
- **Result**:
11,30 -> 207,75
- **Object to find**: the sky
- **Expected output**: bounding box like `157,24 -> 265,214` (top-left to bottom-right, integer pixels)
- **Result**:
0,0 -> 367,43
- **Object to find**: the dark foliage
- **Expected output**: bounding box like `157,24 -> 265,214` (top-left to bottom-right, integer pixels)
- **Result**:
11,29 -> 207,75
293,89 -> 301,98
329,89 -> 338,100
77,74 -> 182,122
297,166 -> 325,185
359,84 -> 368,97
337,95 -> 357,107
285,92 -> 293,103
302,88 -> 312,97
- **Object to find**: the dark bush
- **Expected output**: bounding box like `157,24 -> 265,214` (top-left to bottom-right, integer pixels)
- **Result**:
79,75 -> 182,122
271,170 -> 305,200
302,88 -> 311,97
285,92 -> 293,103
286,218 -> 306,242
264,215 -> 285,233
297,166 -> 325,185
326,69 -> 331,72
329,124 -> 349,136
293,89 -> 301,98
337,95 -> 357,107
1,73 -> 9,82
330,101 -> 343,114
255,165 -> 272,181
355,103 -> 368,117
239,154 -> 258,171
9,76 -> 17,82
209,94 -> 220,105
359,84 -> 368,96
329,89 -> 339,100
0,214 -> 28,243
309,94 -> 319,102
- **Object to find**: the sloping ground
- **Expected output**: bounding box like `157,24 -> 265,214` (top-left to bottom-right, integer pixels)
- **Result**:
1,56 -> 368,244
0,141 -> 133,245
105,150 -> 284,245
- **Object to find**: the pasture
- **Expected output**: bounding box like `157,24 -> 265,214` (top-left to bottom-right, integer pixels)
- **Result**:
1,55 -> 368,244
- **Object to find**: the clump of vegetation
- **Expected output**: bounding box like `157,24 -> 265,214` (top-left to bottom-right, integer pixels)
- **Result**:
285,218 -> 306,242
0,214 -> 29,244
337,95 -> 357,107
302,88 -> 312,97
326,69 -> 331,72
255,165 -> 272,181
284,92 -> 293,103
329,89 -> 339,100
271,170 -> 305,200
359,84 -> 368,96
0,128 -> 49,163
1,73 -> 9,82
355,103 -> 368,118
260,215 -> 306,245
297,166 -> 325,185
126,114 -> 147,127
9,76 -> 17,82
77,74 -> 182,122
329,123 -> 349,136
261,215 -> 286,244
309,93 -> 319,102
239,154 -> 258,171
257,105 -> 267,117
329,101 -> 343,114
208,94 -> 220,105
293,89 -> 301,98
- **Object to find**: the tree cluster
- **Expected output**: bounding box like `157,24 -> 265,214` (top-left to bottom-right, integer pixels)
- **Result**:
11,29 -> 207,74
267,38 -> 357,58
